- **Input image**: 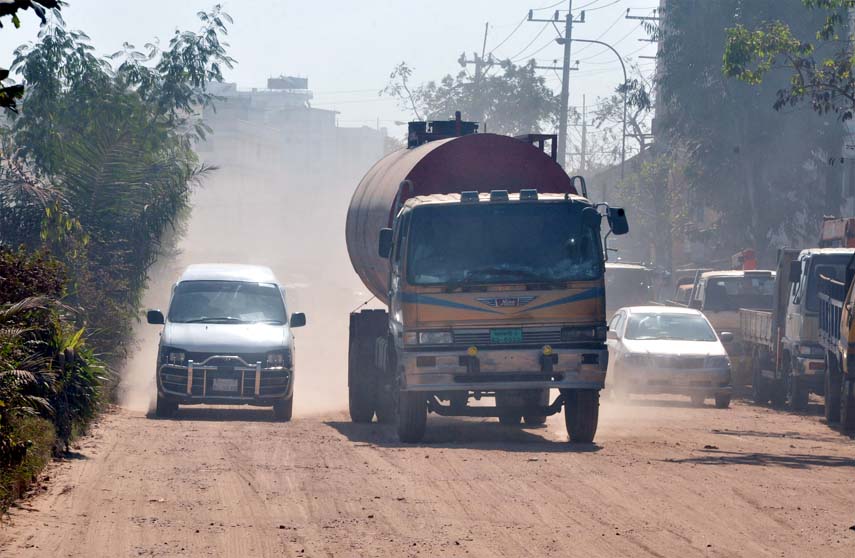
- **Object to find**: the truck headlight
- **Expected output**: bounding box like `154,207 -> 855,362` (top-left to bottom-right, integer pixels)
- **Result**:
418,331 -> 453,345
561,326 -> 608,342
403,332 -> 418,345
266,350 -> 291,368
705,356 -> 730,369
167,351 -> 185,365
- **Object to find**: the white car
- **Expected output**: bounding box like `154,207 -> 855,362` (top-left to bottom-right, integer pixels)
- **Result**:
147,264 -> 306,419
606,306 -> 733,408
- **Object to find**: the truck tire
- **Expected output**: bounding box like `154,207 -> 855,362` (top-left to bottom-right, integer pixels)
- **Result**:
841,379 -> 855,433
714,393 -> 731,409
273,395 -> 293,421
155,393 -> 178,418
523,389 -> 549,426
563,389 -> 599,444
374,337 -> 398,424
348,362 -> 376,423
397,390 -> 427,443
787,374 -> 809,412
348,310 -> 387,423
825,355 -> 842,423
751,356 -> 770,405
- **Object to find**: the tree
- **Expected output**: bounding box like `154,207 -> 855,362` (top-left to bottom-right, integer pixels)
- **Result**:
593,63 -> 654,160
0,1 -> 60,111
382,59 -> 560,135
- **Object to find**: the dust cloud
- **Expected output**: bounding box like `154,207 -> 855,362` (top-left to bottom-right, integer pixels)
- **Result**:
119,117 -> 382,417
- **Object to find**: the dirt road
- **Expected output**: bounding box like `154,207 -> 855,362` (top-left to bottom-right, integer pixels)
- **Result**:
2,398 -> 854,557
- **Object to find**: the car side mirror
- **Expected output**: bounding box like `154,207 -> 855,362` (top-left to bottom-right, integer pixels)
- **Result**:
290,312 -> 307,328
147,309 -> 165,325
607,207 -> 629,236
720,331 -> 734,344
607,330 -> 619,340
378,228 -> 393,258
789,260 -> 802,283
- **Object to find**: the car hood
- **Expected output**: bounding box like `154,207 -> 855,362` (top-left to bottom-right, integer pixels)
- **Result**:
162,322 -> 291,353
620,338 -> 726,357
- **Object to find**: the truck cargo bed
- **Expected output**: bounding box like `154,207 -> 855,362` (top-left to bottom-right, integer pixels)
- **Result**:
739,308 -> 774,348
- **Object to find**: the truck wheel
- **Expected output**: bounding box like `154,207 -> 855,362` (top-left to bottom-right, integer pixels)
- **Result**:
751,358 -> 770,405
787,374 -> 809,412
690,393 -> 706,407
770,381 -> 787,408
155,393 -> 178,418
348,373 -> 376,423
824,356 -> 842,423
563,389 -> 599,444
273,395 -> 293,421
397,390 -> 427,443
499,413 -> 522,426
841,379 -> 855,433
375,338 -> 398,423
523,389 -> 549,426
714,393 -> 731,409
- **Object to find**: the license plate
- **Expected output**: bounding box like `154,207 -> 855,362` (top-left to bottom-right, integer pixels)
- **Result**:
490,328 -> 523,344
212,378 -> 239,392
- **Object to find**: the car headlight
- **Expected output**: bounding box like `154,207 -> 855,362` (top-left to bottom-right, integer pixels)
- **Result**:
418,331 -> 453,345
167,350 -> 186,365
266,350 -> 291,368
705,356 -> 730,369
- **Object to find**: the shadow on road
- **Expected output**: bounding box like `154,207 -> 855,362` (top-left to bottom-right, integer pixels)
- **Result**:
710,428 -> 846,444
146,406 -> 278,423
665,449 -> 855,469
325,418 -> 601,453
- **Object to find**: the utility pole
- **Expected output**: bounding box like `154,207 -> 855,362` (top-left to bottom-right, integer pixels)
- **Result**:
528,3 -> 584,168
458,23 -> 494,122
581,94 -> 587,173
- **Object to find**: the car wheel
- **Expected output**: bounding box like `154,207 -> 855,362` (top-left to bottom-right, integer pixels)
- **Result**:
273,395 -> 293,421
155,393 -> 178,418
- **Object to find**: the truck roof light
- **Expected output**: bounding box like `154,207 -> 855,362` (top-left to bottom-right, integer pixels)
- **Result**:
520,189 -> 538,200
490,190 -> 509,201
460,191 -> 480,203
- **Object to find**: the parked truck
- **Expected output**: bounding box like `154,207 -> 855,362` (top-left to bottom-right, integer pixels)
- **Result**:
741,248 -> 854,410
817,252 -> 855,430
345,115 -> 628,443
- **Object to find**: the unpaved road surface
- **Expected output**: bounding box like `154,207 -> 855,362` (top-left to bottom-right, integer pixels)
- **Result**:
2,398 -> 855,557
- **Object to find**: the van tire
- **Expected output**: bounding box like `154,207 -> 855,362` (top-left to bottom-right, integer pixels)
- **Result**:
273,395 -> 293,421
564,389 -> 599,443
397,390 -> 427,443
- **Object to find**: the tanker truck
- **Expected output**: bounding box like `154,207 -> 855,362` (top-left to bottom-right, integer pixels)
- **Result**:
345,115 -> 628,443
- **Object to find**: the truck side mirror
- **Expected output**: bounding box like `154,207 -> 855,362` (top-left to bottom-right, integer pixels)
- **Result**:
290,312 -> 307,328
789,260 -> 802,283
147,309 -> 165,325
378,228 -> 393,258
607,207 -> 629,236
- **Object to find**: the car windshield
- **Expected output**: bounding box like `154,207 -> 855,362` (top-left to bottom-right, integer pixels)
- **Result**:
805,254 -> 852,312
606,267 -> 653,309
406,202 -> 602,286
168,280 -> 286,324
625,313 -> 717,342
703,275 -> 774,311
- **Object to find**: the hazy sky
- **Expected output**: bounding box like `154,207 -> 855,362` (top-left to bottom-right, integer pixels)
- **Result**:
0,0 -> 658,138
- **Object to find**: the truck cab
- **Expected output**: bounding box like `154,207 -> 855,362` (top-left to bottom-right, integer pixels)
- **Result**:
604,262 -> 654,318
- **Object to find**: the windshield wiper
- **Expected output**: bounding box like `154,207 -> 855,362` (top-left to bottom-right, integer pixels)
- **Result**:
184,316 -> 247,324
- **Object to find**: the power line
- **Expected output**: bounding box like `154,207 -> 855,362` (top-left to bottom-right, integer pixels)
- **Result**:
507,22 -> 550,61
488,14 -> 527,55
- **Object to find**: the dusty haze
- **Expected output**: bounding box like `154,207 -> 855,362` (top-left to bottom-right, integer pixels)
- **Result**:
118,134 -> 381,416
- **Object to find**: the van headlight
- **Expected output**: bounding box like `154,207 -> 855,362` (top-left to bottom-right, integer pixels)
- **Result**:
267,350 -> 291,368
164,349 -> 185,365
418,331 -> 453,345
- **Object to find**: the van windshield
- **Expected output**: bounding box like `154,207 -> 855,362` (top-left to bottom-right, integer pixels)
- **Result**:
168,281 -> 286,324
406,202 -> 602,286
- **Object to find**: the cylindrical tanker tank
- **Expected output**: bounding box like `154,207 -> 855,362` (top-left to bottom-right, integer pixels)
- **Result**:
346,133 -> 578,303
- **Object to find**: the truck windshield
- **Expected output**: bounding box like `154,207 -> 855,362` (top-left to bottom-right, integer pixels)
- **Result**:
406,202 -> 602,286
704,275 -> 774,311
805,254 -> 852,312
168,281 -> 286,324
625,313 -> 717,342
606,267 -> 653,309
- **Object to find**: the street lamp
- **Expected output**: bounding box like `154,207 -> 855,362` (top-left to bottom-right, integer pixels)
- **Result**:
557,37 -> 628,192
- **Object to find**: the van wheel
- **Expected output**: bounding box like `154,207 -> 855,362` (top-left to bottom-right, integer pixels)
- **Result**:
825,356 -> 842,423
273,395 -> 293,421
714,393 -> 731,409
841,379 -> 855,433
155,393 -> 178,418
397,390 -> 427,443
564,390 -> 599,443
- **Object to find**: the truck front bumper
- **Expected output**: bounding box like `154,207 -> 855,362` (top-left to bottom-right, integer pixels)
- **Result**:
399,345 -> 607,392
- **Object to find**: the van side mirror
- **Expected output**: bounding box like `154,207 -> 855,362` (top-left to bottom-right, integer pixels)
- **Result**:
607,207 -> 629,236
290,312 -> 307,328
789,260 -> 802,283
147,309 -> 165,325
378,228 -> 393,258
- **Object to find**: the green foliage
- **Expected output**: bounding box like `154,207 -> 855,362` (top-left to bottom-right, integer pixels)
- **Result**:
382,59 -> 560,135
